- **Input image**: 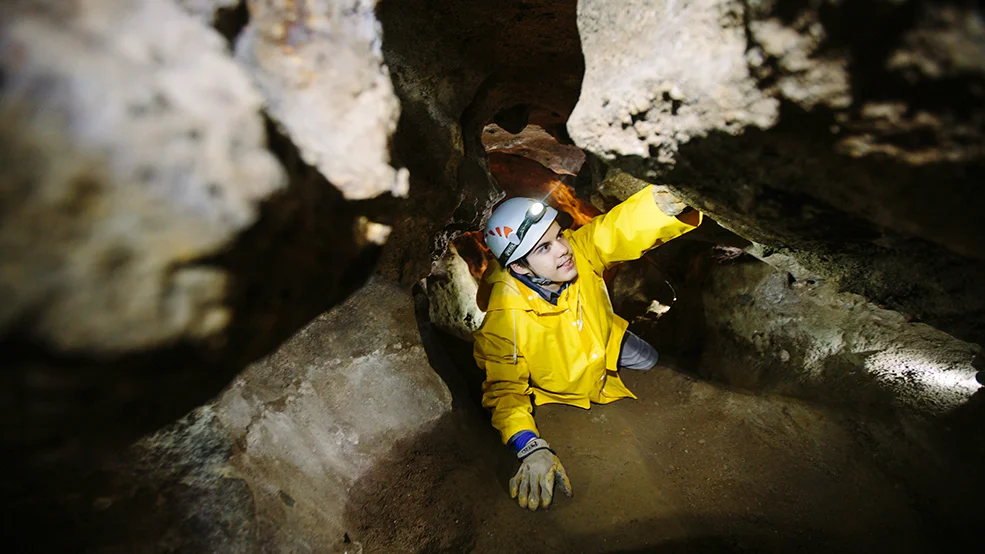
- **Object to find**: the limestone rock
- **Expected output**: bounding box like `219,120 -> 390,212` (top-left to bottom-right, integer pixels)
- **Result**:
568,0 -> 985,347
62,278 -> 452,552
175,0 -> 241,22
211,278 -> 453,550
46,280 -> 452,552
745,3 -> 851,110
426,245 -> 485,342
0,0 -> 284,351
569,0 -> 779,167
701,260 -> 981,416
235,0 -> 409,200
590,167 -> 650,211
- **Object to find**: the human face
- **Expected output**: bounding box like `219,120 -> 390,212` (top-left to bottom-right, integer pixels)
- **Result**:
510,221 -> 578,285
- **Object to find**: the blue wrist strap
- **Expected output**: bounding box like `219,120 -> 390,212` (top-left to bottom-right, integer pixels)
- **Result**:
507,430 -> 538,453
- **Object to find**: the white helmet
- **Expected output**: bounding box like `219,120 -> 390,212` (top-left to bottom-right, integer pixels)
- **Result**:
484,197 -> 559,267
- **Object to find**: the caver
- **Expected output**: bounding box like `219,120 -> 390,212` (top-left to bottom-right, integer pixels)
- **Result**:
474,185 -> 702,510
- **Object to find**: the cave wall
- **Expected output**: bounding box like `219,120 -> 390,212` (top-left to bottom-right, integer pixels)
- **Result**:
568,0 -> 985,348
0,1 -> 594,544
646,252 -> 983,548
698,260 -> 980,416
372,0 -> 585,285
0,0 -> 415,487
10,279 -> 452,553
2,0 -> 984,550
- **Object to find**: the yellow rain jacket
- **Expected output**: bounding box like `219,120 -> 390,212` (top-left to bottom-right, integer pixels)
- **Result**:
473,186 -> 702,443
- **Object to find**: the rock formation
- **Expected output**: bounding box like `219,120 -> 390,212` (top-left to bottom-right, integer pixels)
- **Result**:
1,0 -> 982,552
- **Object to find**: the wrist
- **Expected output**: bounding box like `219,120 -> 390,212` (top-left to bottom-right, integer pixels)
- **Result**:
517,438 -> 554,460
508,430 -> 539,453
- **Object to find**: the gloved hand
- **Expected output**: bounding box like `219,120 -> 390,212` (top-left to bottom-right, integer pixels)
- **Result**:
510,438 -> 572,511
651,185 -> 688,216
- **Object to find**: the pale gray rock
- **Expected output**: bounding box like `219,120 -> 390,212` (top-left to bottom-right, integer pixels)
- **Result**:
745,3 -> 852,110
702,261 -> 981,417
569,0 -> 779,167
235,0 -> 409,200
175,0 -> 240,22
426,244 -> 485,342
79,279 -> 452,553
568,0 -> 985,347
0,0 -> 284,351
212,278 -> 453,550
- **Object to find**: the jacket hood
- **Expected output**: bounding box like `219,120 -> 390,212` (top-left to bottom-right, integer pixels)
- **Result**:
476,263 -> 534,312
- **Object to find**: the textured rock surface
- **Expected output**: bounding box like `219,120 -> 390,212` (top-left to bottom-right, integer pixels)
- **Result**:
637,251 -> 984,550
569,0 -> 778,165
0,0 -> 283,351
375,0 -> 584,285
235,0 -> 408,200
2,0 -> 983,551
699,260 -> 980,416
426,245 -> 485,341
0,0 -> 399,487
25,279 -> 453,553
482,124 -> 586,176
211,278 -> 452,551
569,0 -> 985,348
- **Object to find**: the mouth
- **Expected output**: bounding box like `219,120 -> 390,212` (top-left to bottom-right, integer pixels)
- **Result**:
557,256 -> 573,270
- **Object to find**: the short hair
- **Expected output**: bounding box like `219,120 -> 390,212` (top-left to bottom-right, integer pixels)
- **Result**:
511,255 -> 530,270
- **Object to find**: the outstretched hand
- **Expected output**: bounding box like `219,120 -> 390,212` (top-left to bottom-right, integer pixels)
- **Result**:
510,443 -> 573,511
652,185 -> 687,216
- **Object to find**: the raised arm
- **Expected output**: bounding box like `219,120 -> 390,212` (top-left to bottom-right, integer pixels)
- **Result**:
568,184 -> 702,273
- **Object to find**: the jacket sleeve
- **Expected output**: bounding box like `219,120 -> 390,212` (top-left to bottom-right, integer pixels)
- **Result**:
568,185 -> 702,273
474,314 -> 539,444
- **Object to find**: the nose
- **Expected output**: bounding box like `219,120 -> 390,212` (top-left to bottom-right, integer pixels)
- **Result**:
556,239 -> 570,258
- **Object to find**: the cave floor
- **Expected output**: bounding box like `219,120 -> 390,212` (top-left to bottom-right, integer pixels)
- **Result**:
346,364 -> 937,554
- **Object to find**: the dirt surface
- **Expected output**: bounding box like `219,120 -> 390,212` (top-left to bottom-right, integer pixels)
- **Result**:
344,352 -> 946,554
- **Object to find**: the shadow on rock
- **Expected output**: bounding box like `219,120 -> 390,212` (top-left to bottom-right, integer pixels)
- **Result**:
1,116 -> 384,547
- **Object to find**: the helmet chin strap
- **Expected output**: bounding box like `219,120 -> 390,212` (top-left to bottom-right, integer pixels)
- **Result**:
527,271 -> 554,286
514,257 -> 556,286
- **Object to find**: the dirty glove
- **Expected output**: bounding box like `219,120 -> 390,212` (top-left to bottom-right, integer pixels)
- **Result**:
510,438 -> 572,511
651,185 -> 688,216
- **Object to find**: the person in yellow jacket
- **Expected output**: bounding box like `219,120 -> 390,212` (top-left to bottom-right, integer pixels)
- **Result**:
473,184 -> 702,511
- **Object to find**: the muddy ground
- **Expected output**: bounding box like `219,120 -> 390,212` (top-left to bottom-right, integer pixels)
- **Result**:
343,321 -> 965,554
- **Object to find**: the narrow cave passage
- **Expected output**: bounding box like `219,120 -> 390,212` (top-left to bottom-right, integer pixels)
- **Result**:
397,120 -> 982,553
2,1 -> 983,553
